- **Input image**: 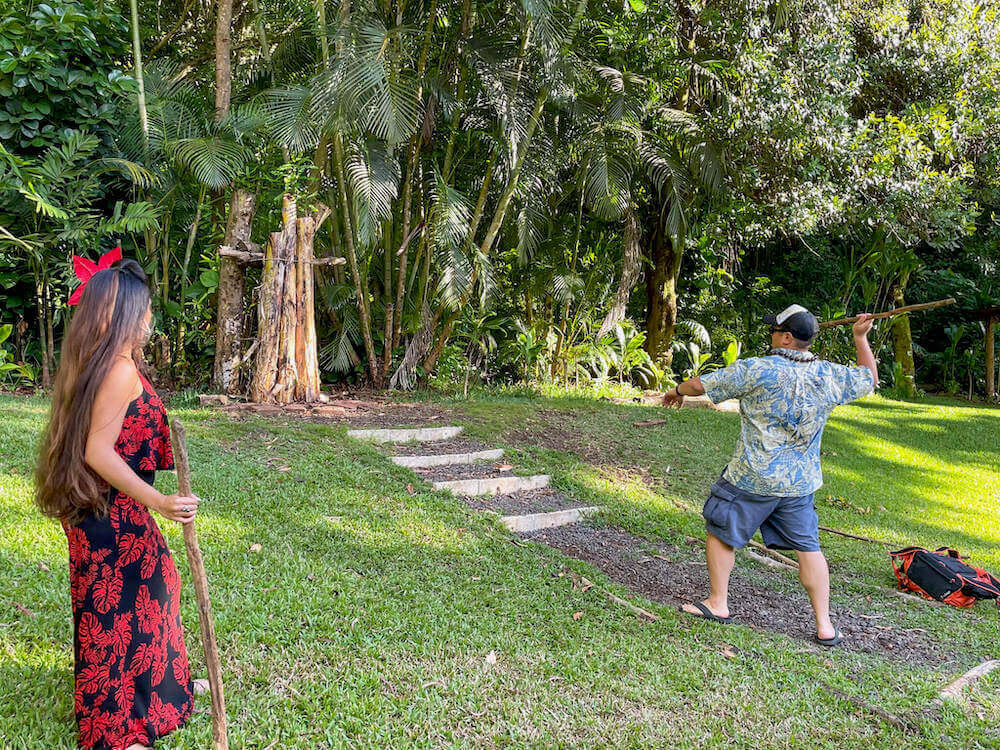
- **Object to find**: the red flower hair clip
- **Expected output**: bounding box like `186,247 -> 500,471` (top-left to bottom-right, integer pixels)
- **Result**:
68,246 -> 122,305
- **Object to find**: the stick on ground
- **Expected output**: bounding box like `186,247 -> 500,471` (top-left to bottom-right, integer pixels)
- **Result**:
567,570 -> 659,622
170,419 -> 229,750
818,525 -> 892,546
820,684 -> 915,733
939,660 -> 1000,702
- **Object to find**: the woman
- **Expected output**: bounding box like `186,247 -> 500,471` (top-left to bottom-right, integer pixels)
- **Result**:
35,256 -> 200,750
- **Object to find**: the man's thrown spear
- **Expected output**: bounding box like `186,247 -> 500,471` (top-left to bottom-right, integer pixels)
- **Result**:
818,298 -> 956,329
170,418 -> 229,750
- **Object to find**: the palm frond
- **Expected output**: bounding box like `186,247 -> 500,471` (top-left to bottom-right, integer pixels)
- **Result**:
100,201 -> 162,234
345,138 -> 400,248
675,318 -> 711,350
261,86 -> 323,153
96,158 -> 160,189
171,135 -> 251,189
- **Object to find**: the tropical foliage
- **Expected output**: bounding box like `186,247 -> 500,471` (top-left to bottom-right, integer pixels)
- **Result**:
0,0 -> 998,398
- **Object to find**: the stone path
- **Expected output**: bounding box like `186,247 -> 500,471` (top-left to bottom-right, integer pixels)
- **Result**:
349,425 -> 601,533
347,420 -> 985,694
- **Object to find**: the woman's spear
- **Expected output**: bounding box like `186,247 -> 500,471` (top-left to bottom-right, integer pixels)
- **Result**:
818,297 -> 956,329
170,418 -> 229,750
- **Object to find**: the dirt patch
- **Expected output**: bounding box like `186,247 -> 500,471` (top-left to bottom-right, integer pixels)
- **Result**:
217,398 -> 458,428
524,524 -> 965,669
460,487 -> 585,516
414,463 -> 514,482
386,438 -> 492,456
333,403 -> 459,428
503,409 -> 625,463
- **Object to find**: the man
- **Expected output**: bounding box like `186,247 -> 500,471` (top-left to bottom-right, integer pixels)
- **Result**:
662,305 -> 877,646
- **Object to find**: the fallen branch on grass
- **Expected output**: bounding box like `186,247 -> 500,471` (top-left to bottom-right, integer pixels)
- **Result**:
566,569 -> 659,622
745,548 -> 797,570
747,539 -> 799,569
633,418 -> 667,427
685,533 -> 799,569
820,684 -> 915,733
939,660 -> 1000,702
818,525 -> 892,546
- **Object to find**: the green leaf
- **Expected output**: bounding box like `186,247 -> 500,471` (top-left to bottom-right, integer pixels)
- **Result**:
0,323 -> 11,344
199,270 -> 219,290
163,300 -> 182,318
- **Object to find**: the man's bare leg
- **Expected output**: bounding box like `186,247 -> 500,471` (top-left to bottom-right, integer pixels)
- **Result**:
796,550 -> 836,640
682,532 -> 735,618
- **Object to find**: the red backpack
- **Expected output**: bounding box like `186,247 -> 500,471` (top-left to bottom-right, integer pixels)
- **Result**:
889,547 -> 1000,609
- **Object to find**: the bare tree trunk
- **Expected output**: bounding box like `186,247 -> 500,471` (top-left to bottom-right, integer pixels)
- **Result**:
890,278 -> 916,397
597,204 -> 641,337
44,279 -> 54,376
251,198 -> 328,402
644,224 -> 683,367
214,0 -> 232,120
35,271 -> 50,388
251,196 -> 295,401
129,0 -> 148,144
212,189 -> 256,393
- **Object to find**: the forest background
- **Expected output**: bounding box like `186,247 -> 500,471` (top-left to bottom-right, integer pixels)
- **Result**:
1,0 -> 998,401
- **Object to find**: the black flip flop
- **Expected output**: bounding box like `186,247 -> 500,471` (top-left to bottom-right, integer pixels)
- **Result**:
681,601 -> 733,625
815,628 -> 843,647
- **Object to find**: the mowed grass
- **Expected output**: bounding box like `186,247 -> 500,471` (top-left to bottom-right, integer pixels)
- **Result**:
1,390 -> 999,748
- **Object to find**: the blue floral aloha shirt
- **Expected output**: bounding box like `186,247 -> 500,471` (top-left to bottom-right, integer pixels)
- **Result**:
699,350 -> 875,497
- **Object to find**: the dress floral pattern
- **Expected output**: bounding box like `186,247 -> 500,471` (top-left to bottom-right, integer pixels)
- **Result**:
700,350 -> 874,496
64,372 -> 193,749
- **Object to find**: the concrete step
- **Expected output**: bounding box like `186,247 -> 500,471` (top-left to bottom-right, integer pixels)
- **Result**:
501,506 -> 601,533
391,448 -> 504,468
432,474 -> 549,497
347,426 -> 463,443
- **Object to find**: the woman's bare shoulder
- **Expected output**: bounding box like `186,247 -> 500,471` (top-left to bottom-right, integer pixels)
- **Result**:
97,357 -> 143,405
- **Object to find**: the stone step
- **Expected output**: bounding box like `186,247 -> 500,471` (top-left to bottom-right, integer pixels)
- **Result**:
432,474 -> 549,497
347,426 -> 463,443
391,448 -> 504,468
500,506 -> 602,533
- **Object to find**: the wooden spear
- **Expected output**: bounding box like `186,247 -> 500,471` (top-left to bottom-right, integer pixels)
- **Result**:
169,418 -> 229,750
818,297 -> 956,329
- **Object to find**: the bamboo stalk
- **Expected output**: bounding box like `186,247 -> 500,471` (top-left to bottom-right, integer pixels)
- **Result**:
169,420 -> 228,750
819,298 -> 956,329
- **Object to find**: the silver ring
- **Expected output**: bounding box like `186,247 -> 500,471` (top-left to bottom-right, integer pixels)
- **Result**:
183,506 -> 191,513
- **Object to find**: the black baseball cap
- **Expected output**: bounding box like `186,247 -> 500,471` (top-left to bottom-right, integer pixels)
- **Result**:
763,304 -> 820,343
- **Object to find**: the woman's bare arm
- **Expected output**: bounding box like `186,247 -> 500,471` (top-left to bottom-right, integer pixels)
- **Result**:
85,359 -> 198,524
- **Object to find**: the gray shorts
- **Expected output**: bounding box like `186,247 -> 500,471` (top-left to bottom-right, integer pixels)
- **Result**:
702,475 -> 820,552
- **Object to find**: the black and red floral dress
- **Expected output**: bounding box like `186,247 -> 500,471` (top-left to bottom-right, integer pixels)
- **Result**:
63,372 -> 193,749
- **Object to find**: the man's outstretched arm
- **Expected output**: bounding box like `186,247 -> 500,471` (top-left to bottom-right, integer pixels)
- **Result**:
662,376 -> 705,408
852,314 -> 878,388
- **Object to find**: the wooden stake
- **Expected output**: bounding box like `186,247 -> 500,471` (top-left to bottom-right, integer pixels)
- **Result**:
818,298 -> 956,329
170,419 -> 228,750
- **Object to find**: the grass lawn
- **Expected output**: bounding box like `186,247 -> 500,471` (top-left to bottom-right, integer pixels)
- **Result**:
2,390 -> 998,748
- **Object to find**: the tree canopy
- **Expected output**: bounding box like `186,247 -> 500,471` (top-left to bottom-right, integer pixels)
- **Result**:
1,0 -> 998,398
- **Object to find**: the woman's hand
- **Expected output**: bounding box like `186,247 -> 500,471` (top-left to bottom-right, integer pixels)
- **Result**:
152,493 -> 200,524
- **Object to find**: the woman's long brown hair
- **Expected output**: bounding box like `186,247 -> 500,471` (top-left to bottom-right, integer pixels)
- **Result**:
35,259 -> 151,524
